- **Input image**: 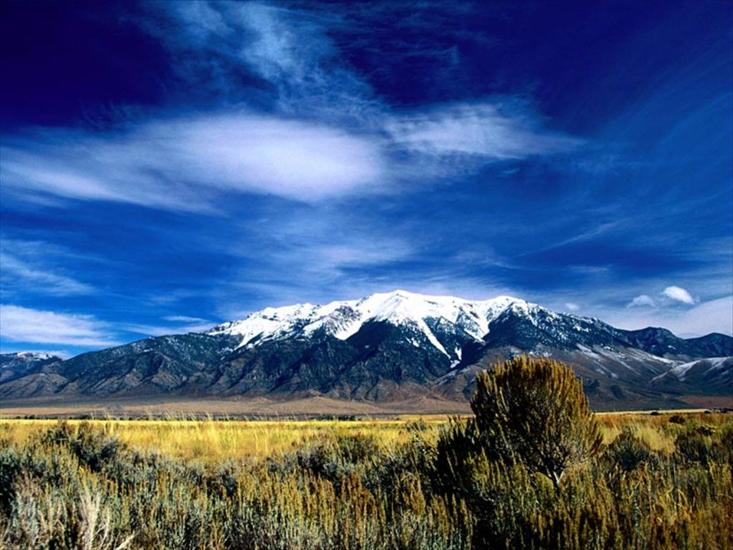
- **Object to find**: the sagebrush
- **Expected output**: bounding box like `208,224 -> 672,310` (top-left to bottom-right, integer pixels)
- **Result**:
0,359 -> 731,549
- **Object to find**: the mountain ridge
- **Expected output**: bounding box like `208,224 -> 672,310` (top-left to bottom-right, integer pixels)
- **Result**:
1,290 -> 731,408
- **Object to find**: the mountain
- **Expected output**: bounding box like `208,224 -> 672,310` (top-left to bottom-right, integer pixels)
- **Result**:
209,291 -> 519,355
0,352 -> 66,398
0,352 -> 62,377
616,327 -> 733,358
1,290 -> 731,408
0,352 -> 63,382
650,357 -> 733,395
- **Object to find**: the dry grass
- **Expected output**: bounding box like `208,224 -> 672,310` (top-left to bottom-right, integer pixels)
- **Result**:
1,409 -> 730,548
0,416 -> 449,461
1,411 -> 726,462
595,411 -> 731,451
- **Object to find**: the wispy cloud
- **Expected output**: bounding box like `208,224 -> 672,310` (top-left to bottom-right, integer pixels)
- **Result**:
121,314 -> 216,337
387,102 -> 581,161
163,315 -> 208,323
628,294 -> 656,308
120,321 -> 216,337
208,209 -> 518,318
0,304 -> 119,347
2,99 -> 579,209
2,2 -> 584,212
214,222 -> 417,316
0,240 -> 95,297
1,113 -> 386,207
146,1 -> 379,122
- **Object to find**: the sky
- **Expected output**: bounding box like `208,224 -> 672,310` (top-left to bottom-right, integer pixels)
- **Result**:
1,0 -> 732,356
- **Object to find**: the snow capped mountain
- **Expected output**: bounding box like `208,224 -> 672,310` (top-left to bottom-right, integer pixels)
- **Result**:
209,290 -> 531,355
0,351 -> 63,385
2,351 -> 57,362
2,290 -> 730,407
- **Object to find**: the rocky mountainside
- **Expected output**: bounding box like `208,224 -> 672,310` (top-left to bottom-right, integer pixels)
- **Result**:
616,327 -> 733,359
1,290 -> 731,408
0,352 -> 62,383
650,357 -> 733,395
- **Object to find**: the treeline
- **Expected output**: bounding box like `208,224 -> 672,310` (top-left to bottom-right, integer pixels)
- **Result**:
0,357 -> 731,549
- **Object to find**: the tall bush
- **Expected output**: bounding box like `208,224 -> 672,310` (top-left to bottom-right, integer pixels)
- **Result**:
470,356 -> 602,488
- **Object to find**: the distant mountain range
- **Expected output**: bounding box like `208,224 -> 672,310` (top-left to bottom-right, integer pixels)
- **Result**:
1,290 -> 731,409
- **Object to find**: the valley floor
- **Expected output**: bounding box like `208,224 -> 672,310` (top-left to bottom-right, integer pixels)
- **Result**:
0,395 -> 473,418
1,392 -> 730,419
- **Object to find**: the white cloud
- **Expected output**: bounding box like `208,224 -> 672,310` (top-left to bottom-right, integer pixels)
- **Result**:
121,322 -> 214,337
0,305 -> 119,347
122,315 -> 217,337
662,285 -> 695,305
2,102 -> 580,209
1,113 -> 385,208
628,294 -> 656,308
386,103 -> 581,161
564,302 -> 580,311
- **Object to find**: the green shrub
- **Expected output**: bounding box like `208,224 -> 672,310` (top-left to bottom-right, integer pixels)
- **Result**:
461,356 -> 602,488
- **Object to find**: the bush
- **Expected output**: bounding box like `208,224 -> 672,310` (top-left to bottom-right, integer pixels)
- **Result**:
604,428 -> 655,472
434,357 -> 610,547
469,356 -> 602,488
675,426 -> 725,465
40,421 -> 121,472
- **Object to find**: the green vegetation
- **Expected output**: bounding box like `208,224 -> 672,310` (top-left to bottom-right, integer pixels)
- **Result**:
462,356 -> 602,488
0,357 -> 731,549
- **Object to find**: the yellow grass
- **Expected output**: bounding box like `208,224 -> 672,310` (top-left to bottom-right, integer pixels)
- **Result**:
0,411 -> 726,462
0,416 -> 448,461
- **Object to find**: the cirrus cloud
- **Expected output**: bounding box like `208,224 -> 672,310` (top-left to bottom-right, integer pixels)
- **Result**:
1,113 -> 386,209
0,304 -> 119,347
387,102 -> 581,161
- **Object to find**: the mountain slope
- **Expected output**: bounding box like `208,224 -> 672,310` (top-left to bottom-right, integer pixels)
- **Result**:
650,357 -> 733,394
0,352 -> 63,383
616,328 -> 733,358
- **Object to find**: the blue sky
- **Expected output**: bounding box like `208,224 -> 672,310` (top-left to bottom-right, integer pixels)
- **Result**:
1,0 -> 731,356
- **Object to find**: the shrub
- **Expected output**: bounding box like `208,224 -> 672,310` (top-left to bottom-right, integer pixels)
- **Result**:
40,421 -> 121,472
434,357 -> 608,547
469,356 -> 603,488
604,428 -> 655,472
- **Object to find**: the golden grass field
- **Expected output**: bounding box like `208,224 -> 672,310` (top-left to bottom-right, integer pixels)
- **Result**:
1,408 -> 731,548
0,410 -> 726,462
0,416 -> 444,461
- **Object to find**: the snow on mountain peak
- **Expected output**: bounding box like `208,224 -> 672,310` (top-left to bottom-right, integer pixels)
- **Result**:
12,351 -> 55,360
209,290 -> 535,352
